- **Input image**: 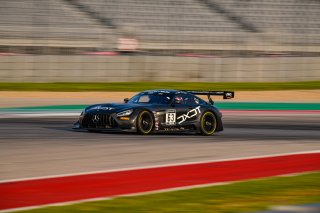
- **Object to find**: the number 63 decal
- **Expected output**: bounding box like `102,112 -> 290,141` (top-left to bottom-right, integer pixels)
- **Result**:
165,109 -> 176,125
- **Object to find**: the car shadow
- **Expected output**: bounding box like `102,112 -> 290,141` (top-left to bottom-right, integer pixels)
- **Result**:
46,125 -> 209,137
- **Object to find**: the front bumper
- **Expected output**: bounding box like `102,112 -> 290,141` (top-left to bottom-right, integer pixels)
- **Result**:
74,112 -> 137,131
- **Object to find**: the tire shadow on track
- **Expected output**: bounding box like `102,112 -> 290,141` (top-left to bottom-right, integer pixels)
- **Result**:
46,126 -> 205,137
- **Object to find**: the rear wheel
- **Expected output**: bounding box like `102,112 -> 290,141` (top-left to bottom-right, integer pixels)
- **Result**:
200,111 -> 217,136
136,110 -> 154,135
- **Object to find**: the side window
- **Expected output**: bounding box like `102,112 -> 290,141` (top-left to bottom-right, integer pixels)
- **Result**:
138,95 -> 150,103
182,94 -> 198,105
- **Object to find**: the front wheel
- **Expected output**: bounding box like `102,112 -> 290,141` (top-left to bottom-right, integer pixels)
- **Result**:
136,110 -> 154,135
199,111 -> 217,136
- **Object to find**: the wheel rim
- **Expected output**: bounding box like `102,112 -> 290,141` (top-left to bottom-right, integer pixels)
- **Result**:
202,112 -> 216,134
139,112 -> 153,133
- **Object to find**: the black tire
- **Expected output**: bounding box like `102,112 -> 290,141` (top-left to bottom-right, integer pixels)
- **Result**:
136,110 -> 154,135
199,111 -> 217,136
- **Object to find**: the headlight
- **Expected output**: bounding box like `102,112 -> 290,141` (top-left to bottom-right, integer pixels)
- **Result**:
117,109 -> 133,117
80,110 -> 85,117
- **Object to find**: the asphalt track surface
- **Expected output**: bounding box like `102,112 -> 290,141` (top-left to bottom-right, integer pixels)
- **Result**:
0,113 -> 319,181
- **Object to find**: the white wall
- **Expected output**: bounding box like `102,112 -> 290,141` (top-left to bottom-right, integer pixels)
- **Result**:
0,56 -> 319,82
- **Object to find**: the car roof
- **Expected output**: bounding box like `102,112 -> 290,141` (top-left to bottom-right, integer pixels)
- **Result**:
141,89 -> 188,95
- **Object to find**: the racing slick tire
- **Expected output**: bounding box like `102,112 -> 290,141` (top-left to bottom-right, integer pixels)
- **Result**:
136,110 -> 154,135
199,111 -> 217,136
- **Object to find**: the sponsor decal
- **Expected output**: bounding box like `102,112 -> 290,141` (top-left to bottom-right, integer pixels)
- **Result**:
92,106 -> 114,110
177,106 -> 201,124
194,98 -> 199,104
165,109 -> 176,125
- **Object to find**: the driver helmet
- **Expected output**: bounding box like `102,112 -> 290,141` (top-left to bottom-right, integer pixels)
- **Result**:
175,96 -> 183,102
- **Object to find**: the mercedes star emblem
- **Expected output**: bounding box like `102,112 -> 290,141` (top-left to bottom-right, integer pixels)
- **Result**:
92,114 -> 100,123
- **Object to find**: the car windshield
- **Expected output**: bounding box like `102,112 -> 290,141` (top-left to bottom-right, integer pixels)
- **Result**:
128,92 -> 173,104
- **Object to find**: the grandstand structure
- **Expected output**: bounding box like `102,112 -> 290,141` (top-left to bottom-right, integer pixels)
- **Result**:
0,0 -> 320,55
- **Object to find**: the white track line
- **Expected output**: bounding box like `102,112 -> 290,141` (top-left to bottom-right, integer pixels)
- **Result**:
0,112 -> 79,118
1,109 -> 320,118
1,150 -> 319,184
2,110 -> 320,119
0,181 -> 250,213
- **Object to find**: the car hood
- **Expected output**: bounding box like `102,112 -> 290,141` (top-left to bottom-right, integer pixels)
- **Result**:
85,103 -> 151,114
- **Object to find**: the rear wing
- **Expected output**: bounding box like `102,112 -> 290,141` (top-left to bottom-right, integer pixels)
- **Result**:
184,90 -> 234,99
183,90 -> 234,105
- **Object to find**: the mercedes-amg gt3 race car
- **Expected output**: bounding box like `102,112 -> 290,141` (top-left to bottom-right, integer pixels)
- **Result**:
74,89 -> 234,135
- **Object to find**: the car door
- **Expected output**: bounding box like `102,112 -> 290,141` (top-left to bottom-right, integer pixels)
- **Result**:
160,94 -> 186,128
150,93 -> 177,129
175,94 -> 200,126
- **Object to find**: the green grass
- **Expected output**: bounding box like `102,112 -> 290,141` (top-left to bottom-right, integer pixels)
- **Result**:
0,81 -> 320,92
17,172 -> 320,213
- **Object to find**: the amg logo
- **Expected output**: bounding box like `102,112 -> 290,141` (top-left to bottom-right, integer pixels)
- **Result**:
177,106 -> 201,124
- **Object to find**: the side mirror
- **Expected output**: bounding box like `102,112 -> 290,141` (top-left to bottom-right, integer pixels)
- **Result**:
124,98 -> 129,103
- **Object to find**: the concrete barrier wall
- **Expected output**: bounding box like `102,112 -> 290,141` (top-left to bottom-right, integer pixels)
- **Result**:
0,56 -> 319,82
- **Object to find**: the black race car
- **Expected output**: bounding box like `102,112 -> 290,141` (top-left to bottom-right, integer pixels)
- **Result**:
73,89 -> 234,135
